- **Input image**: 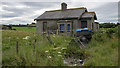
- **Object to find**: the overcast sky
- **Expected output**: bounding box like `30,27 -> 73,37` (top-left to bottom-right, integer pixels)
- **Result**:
0,1 -> 119,25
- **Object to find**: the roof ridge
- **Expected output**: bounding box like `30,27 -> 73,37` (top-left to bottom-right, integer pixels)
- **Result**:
46,7 -> 86,12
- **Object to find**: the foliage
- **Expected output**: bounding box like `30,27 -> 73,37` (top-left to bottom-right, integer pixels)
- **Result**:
12,27 -> 36,32
2,25 -> 12,30
2,26 -> 119,66
84,26 -> 118,66
100,23 -> 120,28
2,30 -> 72,66
65,45 -> 89,60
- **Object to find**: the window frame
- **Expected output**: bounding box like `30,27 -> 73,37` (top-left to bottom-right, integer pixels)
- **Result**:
67,24 -> 70,32
81,21 -> 87,28
60,24 -> 65,33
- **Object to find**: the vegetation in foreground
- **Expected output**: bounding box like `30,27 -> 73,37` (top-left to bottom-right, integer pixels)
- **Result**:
2,26 -> 119,66
84,27 -> 119,66
2,30 -> 72,66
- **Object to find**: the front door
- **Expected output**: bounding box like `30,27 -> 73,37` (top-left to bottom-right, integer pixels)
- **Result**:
43,22 -> 47,32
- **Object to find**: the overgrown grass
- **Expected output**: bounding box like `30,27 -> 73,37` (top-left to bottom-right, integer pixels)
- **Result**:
2,26 -> 119,66
2,30 -> 72,66
12,27 -> 36,32
84,26 -> 119,66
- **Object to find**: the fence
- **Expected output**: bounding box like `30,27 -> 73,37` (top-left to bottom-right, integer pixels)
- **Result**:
15,34 -> 54,55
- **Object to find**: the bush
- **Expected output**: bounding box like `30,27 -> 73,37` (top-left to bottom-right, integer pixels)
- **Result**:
92,33 -> 104,42
106,28 -> 115,38
84,28 -> 118,66
65,45 -> 89,59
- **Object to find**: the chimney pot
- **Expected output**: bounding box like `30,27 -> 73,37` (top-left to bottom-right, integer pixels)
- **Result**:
61,2 -> 67,11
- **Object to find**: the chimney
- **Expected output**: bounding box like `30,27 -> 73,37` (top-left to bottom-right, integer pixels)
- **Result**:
61,2 -> 67,11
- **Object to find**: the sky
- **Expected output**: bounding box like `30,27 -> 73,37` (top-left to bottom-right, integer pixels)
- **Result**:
0,0 -> 119,25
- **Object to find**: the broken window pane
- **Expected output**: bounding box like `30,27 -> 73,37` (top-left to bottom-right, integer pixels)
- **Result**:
81,21 -> 87,28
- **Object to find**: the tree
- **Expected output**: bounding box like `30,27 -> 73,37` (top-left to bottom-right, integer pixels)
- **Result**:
99,23 -> 118,28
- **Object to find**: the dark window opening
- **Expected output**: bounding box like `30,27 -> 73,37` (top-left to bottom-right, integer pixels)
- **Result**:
60,24 -> 65,33
81,21 -> 87,28
67,24 -> 70,32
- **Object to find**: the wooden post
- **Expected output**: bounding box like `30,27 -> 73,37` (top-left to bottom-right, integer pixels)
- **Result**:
46,34 -> 54,45
34,39 -> 37,52
57,24 -> 60,35
16,41 -> 18,55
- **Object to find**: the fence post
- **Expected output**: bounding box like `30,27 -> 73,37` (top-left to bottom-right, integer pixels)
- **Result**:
16,40 -> 18,55
34,39 -> 37,52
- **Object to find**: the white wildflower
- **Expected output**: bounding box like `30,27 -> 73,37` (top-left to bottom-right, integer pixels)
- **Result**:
82,62 -> 84,66
23,36 -> 30,40
47,56 -> 52,59
45,50 -> 49,53
53,47 -> 60,50
73,64 -> 77,66
61,47 -> 66,50
58,52 -> 61,54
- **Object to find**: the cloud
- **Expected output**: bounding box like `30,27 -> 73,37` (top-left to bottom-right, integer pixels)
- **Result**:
1,2 -> 62,25
1,0 -> 119,2
22,2 -> 60,8
0,2 -> 119,25
93,2 -> 118,23
68,2 -> 118,23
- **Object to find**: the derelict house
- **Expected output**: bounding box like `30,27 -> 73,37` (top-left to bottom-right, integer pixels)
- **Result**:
34,3 -> 99,36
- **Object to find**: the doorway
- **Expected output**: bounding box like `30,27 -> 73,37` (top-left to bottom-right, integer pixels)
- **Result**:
43,22 -> 47,32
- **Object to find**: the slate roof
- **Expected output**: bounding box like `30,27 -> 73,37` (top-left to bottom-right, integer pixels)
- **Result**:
34,7 -> 97,20
81,12 -> 97,20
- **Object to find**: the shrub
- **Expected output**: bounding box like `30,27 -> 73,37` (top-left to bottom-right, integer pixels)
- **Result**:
3,46 -> 10,51
106,28 -> 115,38
92,33 -> 104,42
65,45 -> 89,59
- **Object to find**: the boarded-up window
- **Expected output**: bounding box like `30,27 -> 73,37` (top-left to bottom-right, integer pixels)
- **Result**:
67,24 -> 70,32
43,22 -> 47,32
60,24 -> 65,33
81,21 -> 87,28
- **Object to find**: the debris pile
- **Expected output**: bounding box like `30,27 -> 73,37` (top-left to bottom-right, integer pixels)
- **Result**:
64,58 -> 84,66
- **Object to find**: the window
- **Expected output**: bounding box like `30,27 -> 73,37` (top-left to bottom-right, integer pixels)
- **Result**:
81,21 -> 87,28
60,24 -> 65,32
67,24 -> 70,32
